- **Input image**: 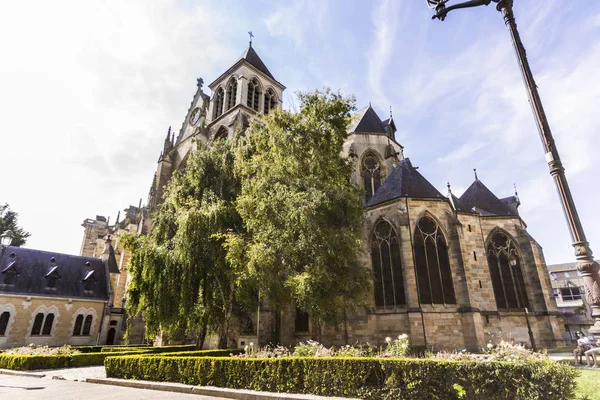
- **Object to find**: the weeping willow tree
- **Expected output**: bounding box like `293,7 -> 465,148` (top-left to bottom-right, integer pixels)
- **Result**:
225,89 -> 369,335
125,89 -> 368,345
123,139 -> 248,347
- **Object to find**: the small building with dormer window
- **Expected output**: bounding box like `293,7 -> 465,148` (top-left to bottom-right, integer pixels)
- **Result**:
0,244 -> 114,347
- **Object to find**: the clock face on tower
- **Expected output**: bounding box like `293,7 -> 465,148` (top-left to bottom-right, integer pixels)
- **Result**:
190,108 -> 201,125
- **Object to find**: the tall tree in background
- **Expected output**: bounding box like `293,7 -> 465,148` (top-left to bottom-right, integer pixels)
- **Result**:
226,89 -> 368,333
0,203 -> 30,247
123,140 -> 246,347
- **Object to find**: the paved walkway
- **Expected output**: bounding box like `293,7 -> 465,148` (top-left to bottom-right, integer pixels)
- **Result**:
37,365 -> 106,380
0,375 -> 227,400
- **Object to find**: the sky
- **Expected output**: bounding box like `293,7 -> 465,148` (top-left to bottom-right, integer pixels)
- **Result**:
0,0 -> 599,265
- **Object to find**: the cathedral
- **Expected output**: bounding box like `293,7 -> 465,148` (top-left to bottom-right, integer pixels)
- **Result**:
81,42 -> 564,350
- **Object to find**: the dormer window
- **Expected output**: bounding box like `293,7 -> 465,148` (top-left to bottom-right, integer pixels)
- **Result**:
82,270 -> 96,292
45,266 -> 60,289
247,78 -> 260,111
264,88 -> 276,114
226,78 -> 237,110
1,262 -> 18,285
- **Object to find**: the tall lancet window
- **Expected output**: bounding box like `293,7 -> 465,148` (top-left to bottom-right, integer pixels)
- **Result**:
264,88 -> 276,114
214,87 -> 225,118
371,220 -> 406,309
486,231 -> 529,310
226,78 -> 237,110
414,216 -> 456,305
362,153 -> 381,202
247,78 -> 260,111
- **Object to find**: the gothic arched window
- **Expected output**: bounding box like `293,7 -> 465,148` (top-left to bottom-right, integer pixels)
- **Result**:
264,88 -> 276,114
414,216 -> 456,305
371,220 -> 405,308
214,126 -> 228,142
82,315 -> 93,335
226,78 -> 237,110
214,87 -> 225,118
363,153 -> 381,202
73,314 -> 83,336
0,312 -> 9,336
486,231 -> 529,310
247,78 -> 260,111
41,313 -> 55,335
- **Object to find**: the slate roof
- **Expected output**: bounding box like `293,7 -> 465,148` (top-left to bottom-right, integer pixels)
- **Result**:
449,193 -> 471,212
458,180 -> 518,217
239,45 -> 275,80
367,158 -> 446,206
348,106 -> 386,134
0,247 -> 109,301
209,45 -> 282,89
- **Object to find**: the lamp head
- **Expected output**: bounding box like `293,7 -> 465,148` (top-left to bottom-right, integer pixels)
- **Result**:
508,254 -> 518,267
0,230 -> 14,247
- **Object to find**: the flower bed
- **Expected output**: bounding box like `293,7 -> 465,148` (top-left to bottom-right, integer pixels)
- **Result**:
104,355 -> 578,399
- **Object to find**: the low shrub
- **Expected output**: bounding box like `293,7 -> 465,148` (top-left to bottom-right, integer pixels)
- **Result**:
101,346 -> 153,353
141,349 -> 243,358
0,349 -> 152,371
104,355 -> 579,399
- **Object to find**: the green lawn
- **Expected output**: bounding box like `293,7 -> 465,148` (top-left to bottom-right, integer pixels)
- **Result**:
576,369 -> 600,400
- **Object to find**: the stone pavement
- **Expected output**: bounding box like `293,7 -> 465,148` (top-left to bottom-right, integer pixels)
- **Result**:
0,374 -> 228,400
37,365 -> 106,380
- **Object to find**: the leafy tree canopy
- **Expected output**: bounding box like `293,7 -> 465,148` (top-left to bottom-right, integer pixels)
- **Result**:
227,89 -> 368,327
0,203 -> 31,247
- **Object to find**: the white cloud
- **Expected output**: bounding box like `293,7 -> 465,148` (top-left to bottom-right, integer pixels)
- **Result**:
437,140 -> 486,164
367,0 -> 401,108
0,0 -> 239,254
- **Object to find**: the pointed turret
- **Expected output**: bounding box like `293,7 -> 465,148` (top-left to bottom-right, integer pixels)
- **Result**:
458,174 -> 518,217
100,235 -> 120,274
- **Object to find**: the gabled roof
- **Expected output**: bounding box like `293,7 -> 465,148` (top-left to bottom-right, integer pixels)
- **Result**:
367,158 -> 446,206
348,105 -> 386,134
458,180 -> 518,217
0,247 -> 109,301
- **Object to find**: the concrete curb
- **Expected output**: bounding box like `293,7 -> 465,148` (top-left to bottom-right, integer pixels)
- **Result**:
85,378 -> 357,400
0,369 -> 45,378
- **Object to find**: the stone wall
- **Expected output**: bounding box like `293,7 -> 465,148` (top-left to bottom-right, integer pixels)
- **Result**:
0,294 -> 105,348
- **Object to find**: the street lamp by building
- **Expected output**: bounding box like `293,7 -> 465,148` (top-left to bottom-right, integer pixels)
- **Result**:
0,230 -> 14,247
0,230 -> 14,256
426,0 -> 600,334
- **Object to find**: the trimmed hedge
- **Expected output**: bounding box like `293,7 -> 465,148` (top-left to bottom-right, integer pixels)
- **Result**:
0,350 -> 152,371
104,356 -> 579,400
140,349 -> 243,357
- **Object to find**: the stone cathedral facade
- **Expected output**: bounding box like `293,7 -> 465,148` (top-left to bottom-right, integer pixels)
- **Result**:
81,43 -> 564,350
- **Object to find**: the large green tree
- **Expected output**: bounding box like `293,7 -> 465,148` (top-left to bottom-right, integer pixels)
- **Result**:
0,203 -> 30,247
226,89 -> 368,332
123,139 -> 246,347
125,89 -> 368,345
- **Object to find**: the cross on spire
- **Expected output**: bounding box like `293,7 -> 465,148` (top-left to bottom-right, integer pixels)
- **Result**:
248,31 -> 254,46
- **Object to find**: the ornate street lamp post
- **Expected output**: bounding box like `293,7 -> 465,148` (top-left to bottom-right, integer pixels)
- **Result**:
427,0 -> 600,334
